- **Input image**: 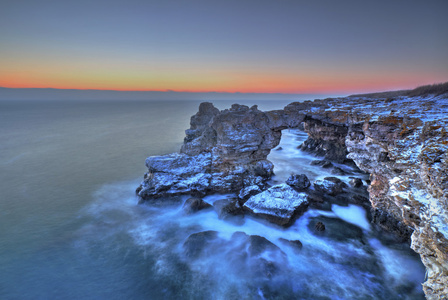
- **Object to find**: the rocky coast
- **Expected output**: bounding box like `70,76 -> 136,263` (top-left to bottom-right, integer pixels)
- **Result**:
137,89 -> 447,299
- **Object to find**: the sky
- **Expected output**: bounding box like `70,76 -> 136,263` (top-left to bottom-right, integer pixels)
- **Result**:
1,0 -> 447,95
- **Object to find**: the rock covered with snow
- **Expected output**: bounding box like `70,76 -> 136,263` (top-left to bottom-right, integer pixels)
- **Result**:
243,184 -> 309,226
138,152 -> 212,198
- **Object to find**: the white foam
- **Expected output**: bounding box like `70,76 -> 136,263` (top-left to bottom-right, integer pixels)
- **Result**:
332,204 -> 370,231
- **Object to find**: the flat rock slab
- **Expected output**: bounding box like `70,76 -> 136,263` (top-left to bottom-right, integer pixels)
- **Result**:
243,183 -> 309,226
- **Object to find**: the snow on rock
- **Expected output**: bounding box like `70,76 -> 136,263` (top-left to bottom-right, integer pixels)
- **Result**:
243,184 -> 309,226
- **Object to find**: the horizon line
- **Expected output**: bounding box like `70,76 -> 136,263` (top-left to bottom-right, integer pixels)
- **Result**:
0,86 -> 329,95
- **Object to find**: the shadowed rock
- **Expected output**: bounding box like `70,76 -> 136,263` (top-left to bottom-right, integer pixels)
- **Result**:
286,174 -> 311,191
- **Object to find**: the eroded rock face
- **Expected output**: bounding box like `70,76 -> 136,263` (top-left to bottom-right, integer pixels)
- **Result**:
138,103 -> 281,199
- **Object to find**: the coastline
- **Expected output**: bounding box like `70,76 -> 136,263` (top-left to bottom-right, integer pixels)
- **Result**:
138,92 -> 447,299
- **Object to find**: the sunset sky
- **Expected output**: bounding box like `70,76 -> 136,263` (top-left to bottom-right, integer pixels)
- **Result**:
1,0 -> 447,95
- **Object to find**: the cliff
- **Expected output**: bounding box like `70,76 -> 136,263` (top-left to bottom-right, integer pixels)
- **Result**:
137,93 -> 447,299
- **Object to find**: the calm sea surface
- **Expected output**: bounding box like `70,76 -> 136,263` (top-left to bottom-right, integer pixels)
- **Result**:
0,100 -> 425,299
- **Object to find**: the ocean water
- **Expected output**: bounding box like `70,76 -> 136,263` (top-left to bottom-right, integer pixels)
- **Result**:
0,100 -> 425,299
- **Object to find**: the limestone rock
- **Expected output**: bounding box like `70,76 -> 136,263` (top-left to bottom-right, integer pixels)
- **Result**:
138,92 -> 448,299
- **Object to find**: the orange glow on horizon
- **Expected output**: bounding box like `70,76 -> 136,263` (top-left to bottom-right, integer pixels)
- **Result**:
1,63 -> 444,95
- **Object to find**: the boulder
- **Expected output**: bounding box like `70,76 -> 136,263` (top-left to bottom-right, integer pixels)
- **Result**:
243,184 -> 309,226
285,174 -> 311,191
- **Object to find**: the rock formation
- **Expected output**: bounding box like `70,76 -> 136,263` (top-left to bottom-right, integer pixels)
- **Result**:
138,103 -> 282,199
137,93 -> 447,299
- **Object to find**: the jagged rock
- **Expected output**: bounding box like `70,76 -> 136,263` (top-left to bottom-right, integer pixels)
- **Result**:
313,177 -> 347,196
349,177 -> 363,188
310,159 -> 333,168
182,197 -> 212,215
139,103 -> 280,201
238,185 -> 262,200
243,184 -> 309,226
275,146 -> 283,151
180,102 -> 220,156
285,174 -> 311,190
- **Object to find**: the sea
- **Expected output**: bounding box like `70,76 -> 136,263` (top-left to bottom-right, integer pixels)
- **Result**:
0,99 -> 426,299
